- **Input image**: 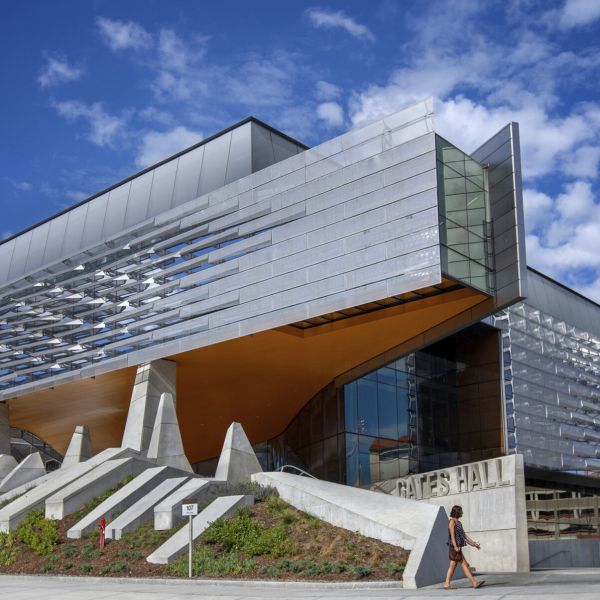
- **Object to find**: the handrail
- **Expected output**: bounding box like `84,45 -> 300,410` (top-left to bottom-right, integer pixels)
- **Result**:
278,465 -> 317,479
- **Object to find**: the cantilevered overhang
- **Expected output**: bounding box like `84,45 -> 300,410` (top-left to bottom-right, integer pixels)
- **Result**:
8,282 -> 492,459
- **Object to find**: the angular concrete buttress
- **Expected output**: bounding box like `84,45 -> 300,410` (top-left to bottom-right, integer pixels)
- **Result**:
146,393 -> 193,473
0,402 -> 10,455
215,422 -> 262,484
61,425 -> 92,469
0,455 -> 18,480
121,360 -> 176,452
0,452 -> 46,494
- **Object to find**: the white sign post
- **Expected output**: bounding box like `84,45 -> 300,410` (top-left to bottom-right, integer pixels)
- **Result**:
182,503 -> 198,578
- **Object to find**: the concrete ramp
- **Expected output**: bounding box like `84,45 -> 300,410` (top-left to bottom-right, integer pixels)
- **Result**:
252,471 -> 448,589
68,466 -> 181,539
105,476 -> 188,540
147,494 -> 253,564
45,457 -> 147,519
154,478 -> 226,530
0,447 -> 137,532
0,453 -> 46,494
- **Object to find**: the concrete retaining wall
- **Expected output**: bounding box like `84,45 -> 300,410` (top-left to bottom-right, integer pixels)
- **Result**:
252,471 -> 448,589
529,539 -> 600,568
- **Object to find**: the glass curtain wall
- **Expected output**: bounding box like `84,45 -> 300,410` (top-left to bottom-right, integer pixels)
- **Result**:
259,324 -> 504,488
436,136 -> 495,294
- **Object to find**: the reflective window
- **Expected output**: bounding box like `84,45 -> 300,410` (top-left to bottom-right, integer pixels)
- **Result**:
436,135 -> 494,293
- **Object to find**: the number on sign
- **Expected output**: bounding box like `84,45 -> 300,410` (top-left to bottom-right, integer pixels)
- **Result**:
182,503 -> 198,516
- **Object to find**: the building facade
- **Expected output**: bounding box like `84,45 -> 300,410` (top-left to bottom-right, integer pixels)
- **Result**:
1,98 -> 598,566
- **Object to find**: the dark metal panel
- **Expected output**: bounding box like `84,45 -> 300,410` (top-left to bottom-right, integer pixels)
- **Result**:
124,170 -> 153,227
172,145 -> 204,207
224,122 -> 252,185
42,214 -> 69,264
198,131 -> 231,197
148,159 -> 178,217
251,122 -> 275,172
24,222 -> 50,275
0,239 -> 16,283
8,230 -> 32,280
81,192 -> 109,248
102,181 -> 130,238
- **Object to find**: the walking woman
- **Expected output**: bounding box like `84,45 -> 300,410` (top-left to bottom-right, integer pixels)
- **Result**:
444,505 -> 485,589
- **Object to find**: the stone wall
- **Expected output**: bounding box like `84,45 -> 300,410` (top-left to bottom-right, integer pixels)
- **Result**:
377,454 -> 529,573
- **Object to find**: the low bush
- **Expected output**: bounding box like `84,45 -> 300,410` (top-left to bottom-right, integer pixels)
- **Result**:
224,480 -> 278,502
15,510 -> 59,556
168,546 -> 256,577
203,509 -> 294,557
0,532 -> 18,566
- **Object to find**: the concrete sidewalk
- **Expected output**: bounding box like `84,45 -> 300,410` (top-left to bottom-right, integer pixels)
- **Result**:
1,569 -> 600,599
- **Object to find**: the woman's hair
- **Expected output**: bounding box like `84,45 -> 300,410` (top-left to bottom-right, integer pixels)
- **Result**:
450,505 -> 463,518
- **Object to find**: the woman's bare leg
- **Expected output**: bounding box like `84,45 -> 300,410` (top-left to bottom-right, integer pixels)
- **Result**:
460,559 -> 478,586
444,561 -> 457,587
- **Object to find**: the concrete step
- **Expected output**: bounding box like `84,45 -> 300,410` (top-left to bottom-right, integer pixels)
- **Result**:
45,457 -> 149,520
0,447 -> 137,532
105,476 -> 188,540
154,478 -> 226,530
147,494 -> 254,564
67,466 -> 183,539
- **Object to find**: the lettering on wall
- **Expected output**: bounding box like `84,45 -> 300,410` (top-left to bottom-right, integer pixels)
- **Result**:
396,457 -> 513,500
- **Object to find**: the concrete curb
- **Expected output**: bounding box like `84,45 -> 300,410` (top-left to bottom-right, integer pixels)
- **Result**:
0,573 -> 403,589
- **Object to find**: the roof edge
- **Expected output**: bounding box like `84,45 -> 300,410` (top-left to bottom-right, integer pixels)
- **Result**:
1,116 -> 308,248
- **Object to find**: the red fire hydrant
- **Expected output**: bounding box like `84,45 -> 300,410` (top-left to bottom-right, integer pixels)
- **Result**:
99,517 -> 106,550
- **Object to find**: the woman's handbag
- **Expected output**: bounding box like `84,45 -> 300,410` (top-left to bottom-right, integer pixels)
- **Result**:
449,546 -> 464,562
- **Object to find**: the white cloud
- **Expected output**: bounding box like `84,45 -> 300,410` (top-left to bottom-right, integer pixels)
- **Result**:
7,179 -> 33,192
135,126 -> 202,168
158,29 -> 190,72
38,55 -> 83,89
561,145 -> 600,179
53,100 -> 128,147
547,0 -> 600,29
315,80 -> 341,101
65,190 -> 88,203
522,188 -> 553,232
316,101 -> 344,128
96,17 -> 152,51
306,8 -> 375,42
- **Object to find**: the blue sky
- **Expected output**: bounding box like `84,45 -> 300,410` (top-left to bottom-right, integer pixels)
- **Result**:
2,0 -> 600,298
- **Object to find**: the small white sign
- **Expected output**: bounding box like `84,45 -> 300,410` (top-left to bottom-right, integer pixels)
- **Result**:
182,503 -> 198,516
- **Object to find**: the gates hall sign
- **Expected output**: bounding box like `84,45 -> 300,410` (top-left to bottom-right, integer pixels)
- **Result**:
396,457 -> 513,500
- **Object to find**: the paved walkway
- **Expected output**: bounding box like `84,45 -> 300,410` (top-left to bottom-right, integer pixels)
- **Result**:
1,569 -> 600,599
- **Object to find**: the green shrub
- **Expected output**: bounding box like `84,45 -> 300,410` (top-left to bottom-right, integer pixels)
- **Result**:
15,510 -> 58,556
168,546 -> 256,577
225,480 -> 278,502
79,563 -> 94,574
0,532 -> 18,566
348,565 -> 374,578
383,561 -> 405,576
61,543 -> 79,559
203,510 -> 294,557
109,561 -> 128,573
120,523 -> 170,549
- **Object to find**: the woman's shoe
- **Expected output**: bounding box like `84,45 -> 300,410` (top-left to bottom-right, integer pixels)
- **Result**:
473,580 -> 485,588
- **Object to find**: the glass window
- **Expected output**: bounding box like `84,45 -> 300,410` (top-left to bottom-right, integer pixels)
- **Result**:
357,379 -> 378,436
